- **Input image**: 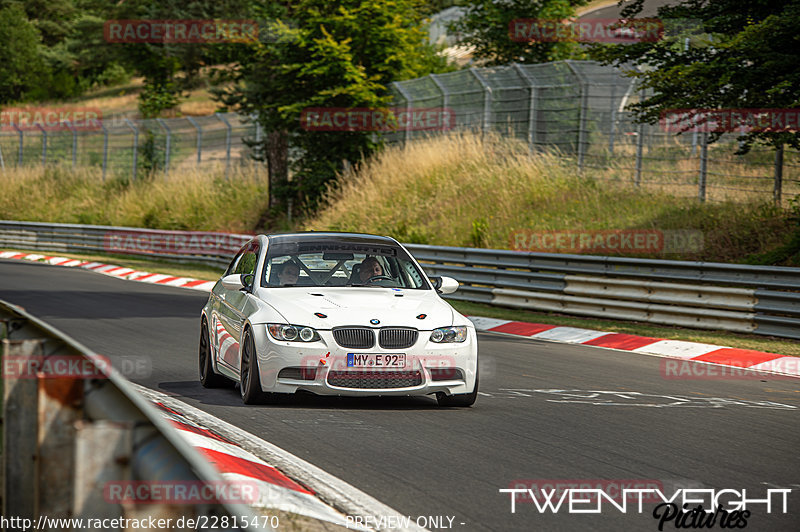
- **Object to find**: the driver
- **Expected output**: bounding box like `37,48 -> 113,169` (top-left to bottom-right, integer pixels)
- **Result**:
277,261 -> 300,286
358,256 -> 385,284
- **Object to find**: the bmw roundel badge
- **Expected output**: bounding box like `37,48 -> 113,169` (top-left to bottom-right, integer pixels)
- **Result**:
370,319 -> 380,325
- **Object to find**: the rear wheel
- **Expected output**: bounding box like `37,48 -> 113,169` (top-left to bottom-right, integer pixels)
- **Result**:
199,319 -> 228,388
437,367 -> 478,407
240,328 -> 269,404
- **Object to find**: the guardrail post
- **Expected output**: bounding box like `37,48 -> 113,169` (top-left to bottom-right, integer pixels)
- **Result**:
215,113 -> 233,180
124,118 -> 139,180
2,338 -> 44,521
156,118 -> 171,176
100,120 -> 108,181
186,116 -> 202,164
36,124 -> 47,166
698,131 -> 708,202
0,141 -> 4,171
774,144 -> 784,206
469,68 -> 492,139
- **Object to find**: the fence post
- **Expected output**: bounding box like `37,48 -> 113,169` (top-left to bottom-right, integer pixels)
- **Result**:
698,131 -> 708,202
100,120 -> 108,181
634,121 -> 644,186
36,124 -> 47,166
215,113 -> 233,180
564,61 -> 589,171
469,68 -> 492,139
14,124 -> 23,166
186,116 -> 202,164
65,120 -> 77,169
0,140 -> 4,171
124,118 -> 138,180
429,74 -> 449,138
392,82 -> 414,146
513,63 -> 538,153
774,144 -> 784,207
608,84 -> 617,154
156,118 -> 171,176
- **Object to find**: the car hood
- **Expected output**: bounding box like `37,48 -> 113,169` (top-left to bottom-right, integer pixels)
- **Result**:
252,287 -> 455,329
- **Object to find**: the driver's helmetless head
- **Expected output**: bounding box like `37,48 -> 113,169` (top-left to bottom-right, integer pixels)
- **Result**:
359,257 -> 383,283
278,261 -> 300,285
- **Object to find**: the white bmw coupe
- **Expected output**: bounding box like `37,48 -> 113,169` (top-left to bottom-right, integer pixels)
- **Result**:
199,232 -> 478,407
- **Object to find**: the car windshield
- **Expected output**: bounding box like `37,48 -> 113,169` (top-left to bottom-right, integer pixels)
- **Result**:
262,244 -> 429,289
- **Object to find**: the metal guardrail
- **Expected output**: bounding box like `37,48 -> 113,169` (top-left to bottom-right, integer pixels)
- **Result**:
1,221 -> 799,340
0,299 -> 259,528
404,244 -> 800,340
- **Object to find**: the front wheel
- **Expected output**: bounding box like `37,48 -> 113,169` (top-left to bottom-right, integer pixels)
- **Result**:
240,328 -> 269,404
199,319 -> 228,388
436,367 -> 478,407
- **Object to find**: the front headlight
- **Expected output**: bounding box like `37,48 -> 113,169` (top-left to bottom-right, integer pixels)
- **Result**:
267,324 -> 320,342
430,326 -> 467,343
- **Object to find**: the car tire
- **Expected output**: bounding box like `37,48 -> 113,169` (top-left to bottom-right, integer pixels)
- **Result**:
436,367 -> 478,407
240,327 -> 269,404
199,319 -> 228,388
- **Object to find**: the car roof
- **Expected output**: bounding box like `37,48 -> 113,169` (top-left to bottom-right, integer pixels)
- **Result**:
265,232 -> 399,246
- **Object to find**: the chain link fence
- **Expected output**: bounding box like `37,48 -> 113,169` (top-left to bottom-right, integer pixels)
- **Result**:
0,112 -> 261,180
1,60 -> 797,204
388,60 -> 800,205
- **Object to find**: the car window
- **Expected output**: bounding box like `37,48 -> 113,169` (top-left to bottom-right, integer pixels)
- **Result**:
262,248 -> 429,289
234,251 -> 258,276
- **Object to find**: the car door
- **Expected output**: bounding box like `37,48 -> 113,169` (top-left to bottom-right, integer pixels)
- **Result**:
216,240 -> 260,373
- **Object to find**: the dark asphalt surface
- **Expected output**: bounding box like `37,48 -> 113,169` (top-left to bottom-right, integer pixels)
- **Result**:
2,259 -> 799,531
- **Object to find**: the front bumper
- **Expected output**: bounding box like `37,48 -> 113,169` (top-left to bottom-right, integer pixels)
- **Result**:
251,325 -> 478,396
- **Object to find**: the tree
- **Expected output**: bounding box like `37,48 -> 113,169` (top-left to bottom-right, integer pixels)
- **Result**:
0,4 -> 46,103
450,0 -> 588,66
591,0 -> 800,152
216,0 -> 449,218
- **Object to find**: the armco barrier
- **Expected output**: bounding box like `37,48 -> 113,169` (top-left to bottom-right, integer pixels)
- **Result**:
1,221 -> 799,340
0,299 -> 261,527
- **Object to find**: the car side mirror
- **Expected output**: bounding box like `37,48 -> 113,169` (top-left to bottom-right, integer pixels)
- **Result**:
430,276 -> 458,294
221,274 -> 245,291
438,276 -> 459,295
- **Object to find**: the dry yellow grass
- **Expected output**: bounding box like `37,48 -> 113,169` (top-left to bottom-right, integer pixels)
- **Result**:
0,164 -> 269,233
306,132 -> 791,261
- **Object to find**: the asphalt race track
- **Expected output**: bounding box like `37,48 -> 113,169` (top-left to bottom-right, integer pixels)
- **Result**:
2,259 -> 799,531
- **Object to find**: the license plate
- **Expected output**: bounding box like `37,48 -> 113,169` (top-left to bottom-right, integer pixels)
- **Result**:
347,353 -> 406,368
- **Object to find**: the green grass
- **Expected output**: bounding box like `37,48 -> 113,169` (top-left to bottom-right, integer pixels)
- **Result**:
451,300 -> 800,357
